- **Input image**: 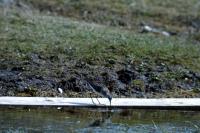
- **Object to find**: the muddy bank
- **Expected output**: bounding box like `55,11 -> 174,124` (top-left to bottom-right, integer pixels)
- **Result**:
0,1 -> 200,98
1,54 -> 200,98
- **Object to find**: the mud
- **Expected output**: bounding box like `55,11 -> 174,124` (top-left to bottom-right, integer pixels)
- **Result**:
0,55 -> 200,98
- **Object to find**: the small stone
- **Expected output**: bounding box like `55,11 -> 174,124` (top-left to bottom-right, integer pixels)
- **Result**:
161,63 -> 165,66
58,88 -> 63,94
161,31 -> 170,37
108,59 -> 115,64
57,107 -> 62,110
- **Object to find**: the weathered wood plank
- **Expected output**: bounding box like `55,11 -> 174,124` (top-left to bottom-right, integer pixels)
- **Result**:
0,97 -> 200,109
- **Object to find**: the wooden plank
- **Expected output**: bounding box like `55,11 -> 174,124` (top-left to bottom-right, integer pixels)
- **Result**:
0,97 -> 200,109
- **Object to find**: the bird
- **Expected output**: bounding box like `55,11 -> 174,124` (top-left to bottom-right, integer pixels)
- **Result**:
85,78 -> 112,106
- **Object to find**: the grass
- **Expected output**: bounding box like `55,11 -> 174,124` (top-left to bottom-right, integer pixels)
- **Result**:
25,0 -> 200,17
1,8 -> 200,72
0,1 -> 200,97
23,0 -> 200,33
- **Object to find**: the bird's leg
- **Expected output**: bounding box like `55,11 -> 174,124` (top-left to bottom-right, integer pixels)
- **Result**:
96,97 -> 101,105
90,93 -> 96,105
96,97 -> 107,106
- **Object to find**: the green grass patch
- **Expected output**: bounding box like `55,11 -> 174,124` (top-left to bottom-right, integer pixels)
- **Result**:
0,9 -> 200,71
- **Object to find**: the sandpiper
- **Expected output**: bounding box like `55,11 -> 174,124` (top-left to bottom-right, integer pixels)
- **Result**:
85,78 -> 112,106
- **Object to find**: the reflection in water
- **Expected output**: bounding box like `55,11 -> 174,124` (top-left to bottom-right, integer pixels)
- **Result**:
0,108 -> 200,133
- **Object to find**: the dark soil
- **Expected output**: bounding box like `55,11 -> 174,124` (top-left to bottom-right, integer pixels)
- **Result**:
1,54 -> 200,98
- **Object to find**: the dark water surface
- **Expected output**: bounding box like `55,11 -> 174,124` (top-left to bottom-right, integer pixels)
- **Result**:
0,108 -> 200,133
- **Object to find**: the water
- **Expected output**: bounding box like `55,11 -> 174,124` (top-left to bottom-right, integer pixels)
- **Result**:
0,108 -> 200,133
